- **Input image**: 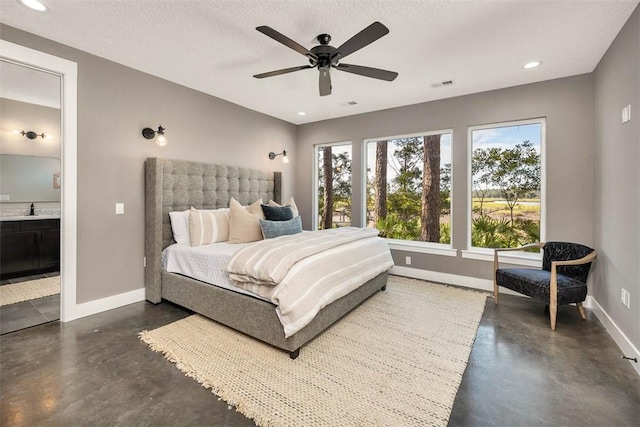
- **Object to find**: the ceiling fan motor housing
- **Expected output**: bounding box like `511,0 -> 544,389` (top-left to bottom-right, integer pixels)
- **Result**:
310,42 -> 337,67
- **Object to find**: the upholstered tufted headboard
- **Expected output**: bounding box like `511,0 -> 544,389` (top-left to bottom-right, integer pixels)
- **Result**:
144,157 -> 282,303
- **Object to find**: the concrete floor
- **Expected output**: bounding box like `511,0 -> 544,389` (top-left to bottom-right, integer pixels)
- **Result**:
1,291 -> 638,426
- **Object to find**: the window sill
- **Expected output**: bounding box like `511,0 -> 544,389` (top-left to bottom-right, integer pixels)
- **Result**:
461,249 -> 542,267
387,240 -> 458,257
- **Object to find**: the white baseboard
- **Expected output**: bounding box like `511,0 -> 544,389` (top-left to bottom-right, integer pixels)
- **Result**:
64,287 -> 146,322
582,295 -> 595,309
588,297 -> 640,377
390,265 -> 521,296
391,266 -> 640,377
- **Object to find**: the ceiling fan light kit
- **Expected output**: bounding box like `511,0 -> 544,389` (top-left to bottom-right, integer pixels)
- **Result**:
254,22 -> 398,96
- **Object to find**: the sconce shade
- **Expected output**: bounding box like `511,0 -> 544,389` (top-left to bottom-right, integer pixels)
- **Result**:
142,125 -> 167,147
156,134 -> 167,147
269,150 -> 289,163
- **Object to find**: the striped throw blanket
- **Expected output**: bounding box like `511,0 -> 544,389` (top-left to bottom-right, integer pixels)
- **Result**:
226,227 -> 393,337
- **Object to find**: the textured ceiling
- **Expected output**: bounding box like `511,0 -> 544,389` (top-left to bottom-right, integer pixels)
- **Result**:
0,0 -> 637,124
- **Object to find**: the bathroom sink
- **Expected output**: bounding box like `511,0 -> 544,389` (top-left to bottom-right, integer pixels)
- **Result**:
0,215 -> 60,221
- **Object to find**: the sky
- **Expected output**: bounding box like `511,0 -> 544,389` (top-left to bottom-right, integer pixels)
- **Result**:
472,123 -> 541,152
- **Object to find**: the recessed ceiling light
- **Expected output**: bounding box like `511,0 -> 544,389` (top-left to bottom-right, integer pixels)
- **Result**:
298,112 -> 306,116
523,61 -> 542,69
17,0 -> 48,11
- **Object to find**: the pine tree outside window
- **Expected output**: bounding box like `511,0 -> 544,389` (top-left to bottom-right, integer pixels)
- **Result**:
313,142 -> 352,230
364,130 -> 452,245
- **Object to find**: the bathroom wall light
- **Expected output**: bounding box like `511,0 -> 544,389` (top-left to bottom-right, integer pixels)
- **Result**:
142,125 -> 168,147
14,129 -> 47,139
269,150 -> 289,164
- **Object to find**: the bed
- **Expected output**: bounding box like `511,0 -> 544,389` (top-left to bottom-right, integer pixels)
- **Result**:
144,157 -> 391,358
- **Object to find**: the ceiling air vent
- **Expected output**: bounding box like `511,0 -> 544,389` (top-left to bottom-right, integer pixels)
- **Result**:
431,80 -> 454,88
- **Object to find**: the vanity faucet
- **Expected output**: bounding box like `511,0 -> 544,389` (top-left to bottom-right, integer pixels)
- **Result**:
30,203 -> 35,216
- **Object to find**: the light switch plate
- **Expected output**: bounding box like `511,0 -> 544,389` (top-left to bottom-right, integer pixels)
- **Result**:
115,203 -> 124,215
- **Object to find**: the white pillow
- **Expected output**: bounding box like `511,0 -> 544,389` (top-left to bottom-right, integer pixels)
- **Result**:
189,207 -> 230,246
168,210 -> 190,245
268,197 -> 299,218
228,198 -> 265,244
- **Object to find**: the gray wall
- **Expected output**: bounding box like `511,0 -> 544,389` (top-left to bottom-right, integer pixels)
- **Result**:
0,24 -> 297,304
593,6 -> 639,352
297,75 -> 595,280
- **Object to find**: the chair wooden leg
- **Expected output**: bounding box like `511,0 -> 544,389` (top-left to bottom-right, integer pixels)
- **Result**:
549,301 -> 557,330
550,267 -> 558,330
493,281 -> 499,304
576,302 -> 586,320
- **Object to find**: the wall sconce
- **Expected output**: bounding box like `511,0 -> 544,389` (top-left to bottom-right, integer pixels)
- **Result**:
268,150 -> 289,163
142,125 -> 168,147
13,130 -> 47,140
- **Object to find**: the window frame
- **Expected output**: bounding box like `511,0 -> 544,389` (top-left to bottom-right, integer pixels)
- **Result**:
312,140 -> 353,231
463,117 -> 546,264
362,129 -> 456,256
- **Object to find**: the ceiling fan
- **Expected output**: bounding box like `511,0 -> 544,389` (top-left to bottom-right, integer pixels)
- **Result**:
253,22 -> 398,96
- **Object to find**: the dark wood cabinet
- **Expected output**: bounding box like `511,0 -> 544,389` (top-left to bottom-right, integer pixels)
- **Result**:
39,228 -> 61,269
0,219 -> 60,279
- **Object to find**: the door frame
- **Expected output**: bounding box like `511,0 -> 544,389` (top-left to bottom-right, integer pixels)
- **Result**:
0,40 -> 78,322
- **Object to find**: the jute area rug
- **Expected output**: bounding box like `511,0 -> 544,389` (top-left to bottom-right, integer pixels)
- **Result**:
0,276 -> 60,306
140,275 -> 487,426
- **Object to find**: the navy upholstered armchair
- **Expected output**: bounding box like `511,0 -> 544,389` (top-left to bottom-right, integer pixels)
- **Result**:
493,242 -> 597,330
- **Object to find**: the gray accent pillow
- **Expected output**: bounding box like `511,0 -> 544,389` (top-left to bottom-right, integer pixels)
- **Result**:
259,216 -> 303,239
261,204 -> 293,221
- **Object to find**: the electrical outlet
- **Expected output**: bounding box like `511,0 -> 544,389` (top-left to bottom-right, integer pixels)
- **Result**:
0,195 -> 9,201
405,256 -> 411,265
621,289 -> 631,309
622,104 -> 631,123
115,203 -> 124,215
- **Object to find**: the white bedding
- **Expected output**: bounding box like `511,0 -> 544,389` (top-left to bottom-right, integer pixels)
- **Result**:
227,228 -> 394,337
162,242 -> 269,301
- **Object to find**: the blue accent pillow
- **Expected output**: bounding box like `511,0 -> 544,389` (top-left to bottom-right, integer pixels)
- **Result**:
261,204 -> 293,221
259,216 -> 303,239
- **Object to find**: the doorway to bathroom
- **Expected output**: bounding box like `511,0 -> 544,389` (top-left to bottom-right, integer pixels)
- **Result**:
0,59 -> 62,334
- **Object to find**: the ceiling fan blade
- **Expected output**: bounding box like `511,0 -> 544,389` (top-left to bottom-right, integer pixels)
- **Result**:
335,63 -> 398,81
256,26 -> 318,61
319,67 -> 331,96
330,22 -> 389,61
253,65 -> 314,79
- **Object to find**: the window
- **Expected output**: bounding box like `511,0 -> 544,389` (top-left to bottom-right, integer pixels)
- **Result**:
365,131 -> 452,245
469,119 -> 544,250
314,142 -> 352,230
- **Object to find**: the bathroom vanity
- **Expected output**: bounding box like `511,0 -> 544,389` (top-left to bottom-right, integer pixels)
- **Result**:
0,216 -> 60,279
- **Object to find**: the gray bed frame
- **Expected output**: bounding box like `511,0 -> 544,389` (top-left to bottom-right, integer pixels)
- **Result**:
144,157 -> 388,359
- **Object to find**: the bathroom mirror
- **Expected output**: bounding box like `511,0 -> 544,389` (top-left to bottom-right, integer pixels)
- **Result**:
0,154 -> 61,202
